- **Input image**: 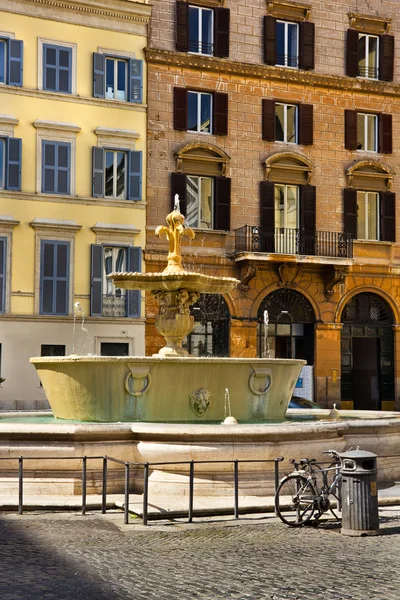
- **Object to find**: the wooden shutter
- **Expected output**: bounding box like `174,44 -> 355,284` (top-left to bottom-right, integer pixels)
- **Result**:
93,53 -> 105,98
171,172 -> 187,216
40,241 -> 69,315
380,192 -> 396,242
300,185 -> 316,255
126,247 -> 142,318
298,104 -> 313,146
260,181 -> 275,252
214,177 -> 231,231
6,138 -> 22,191
379,35 -> 394,82
90,244 -> 103,317
0,237 -> 6,314
262,99 -> 275,141
8,39 -> 23,87
42,141 -> 56,194
173,87 -> 188,131
129,59 -> 143,103
264,16 -> 276,65
379,113 -> 392,154
214,7 -> 230,58
176,1 -> 189,52
343,188 -> 357,238
346,29 -> 359,77
213,92 -> 228,136
56,142 -> 71,195
345,110 -> 357,150
299,22 -> 315,71
92,147 -> 104,198
128,151 -> 142,201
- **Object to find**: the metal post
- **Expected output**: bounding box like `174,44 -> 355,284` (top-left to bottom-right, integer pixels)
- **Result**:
18,457 -> 23,516
124,463 -> 130,525
274,459 -> 280,516
82,456 -> 87,516
234,460 -> 239,519
102,457 -> 107,514
188,461 -> 194,523
143,463 -> 149,526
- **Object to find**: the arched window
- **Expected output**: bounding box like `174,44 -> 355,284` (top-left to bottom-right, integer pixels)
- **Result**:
184,293 -> 230,357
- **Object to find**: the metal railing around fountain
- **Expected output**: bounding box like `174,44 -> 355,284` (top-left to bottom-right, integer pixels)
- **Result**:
0,455 -> 285,526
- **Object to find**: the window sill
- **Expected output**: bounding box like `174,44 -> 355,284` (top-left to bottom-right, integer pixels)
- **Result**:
0,190 -> 146,209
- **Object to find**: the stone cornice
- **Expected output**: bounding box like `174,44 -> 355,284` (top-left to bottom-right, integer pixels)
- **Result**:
145,48 -> 400,98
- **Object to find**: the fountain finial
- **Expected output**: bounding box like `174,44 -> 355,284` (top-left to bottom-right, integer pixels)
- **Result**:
155,195 -> 195,275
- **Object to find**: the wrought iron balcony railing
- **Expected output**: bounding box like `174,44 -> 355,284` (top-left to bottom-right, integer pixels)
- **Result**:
234,226 -> 353,259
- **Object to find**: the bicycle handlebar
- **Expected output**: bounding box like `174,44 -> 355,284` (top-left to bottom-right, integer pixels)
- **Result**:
322,449 -> 340,459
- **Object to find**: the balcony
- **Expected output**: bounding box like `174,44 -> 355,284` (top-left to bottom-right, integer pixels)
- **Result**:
234,227 -> 353,259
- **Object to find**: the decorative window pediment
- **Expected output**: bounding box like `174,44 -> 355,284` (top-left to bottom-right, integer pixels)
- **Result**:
175,142 -> 230,176
346,160 -> 393,192
348,12 -> 391,35
263,151 -> 313,185
266,0 -> 311,22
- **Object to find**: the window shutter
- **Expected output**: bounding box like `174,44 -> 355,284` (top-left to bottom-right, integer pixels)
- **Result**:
213,92 -> 228,136
260,181 -> 275,252
214,7 -> 230,58
90,244 -> 103,317
176,1 -> 189,52
262,99 -> 275,141
6,138 -> 22,191
380,192 -> 396,242
345,110 -> 357,150
299,185 -> 316,255
93,52 -> 105,98
171,172 -> 187,216
299,22 -> 315,70
8,39 -> 23,87
40,241 -> 69,315
92,147 -> 104,198
128,151 -> 142,201
56,142 -> 71,195
173,87 -> 188,131
0,237 -> 6,314
343,188 -> 357,238
379,113 -> 392,154
129,59 -> 143,103
346,29 -> 359,77
379,35 -> 394,82
126,247 -> 142,318
298,104 -> 313,145
264,16 -> 276,65
214,176 -> 231,231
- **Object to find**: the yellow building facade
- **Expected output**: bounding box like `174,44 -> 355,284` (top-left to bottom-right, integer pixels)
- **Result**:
0,0 -> 151,408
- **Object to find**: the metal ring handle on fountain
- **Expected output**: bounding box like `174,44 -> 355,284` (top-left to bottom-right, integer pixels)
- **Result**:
248,368 -> 272,396
125,367 -> 152,397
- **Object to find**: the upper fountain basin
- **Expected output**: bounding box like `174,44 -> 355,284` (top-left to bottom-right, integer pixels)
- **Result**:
108,271 -> 240,294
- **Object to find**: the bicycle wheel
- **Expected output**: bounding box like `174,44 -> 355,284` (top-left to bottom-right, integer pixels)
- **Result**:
275,474 -> 317,527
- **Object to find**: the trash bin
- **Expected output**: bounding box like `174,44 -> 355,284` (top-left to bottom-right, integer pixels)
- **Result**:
340,448 -> 379,536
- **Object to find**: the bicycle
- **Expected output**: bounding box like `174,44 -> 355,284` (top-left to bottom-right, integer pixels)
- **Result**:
275,450 -> 342,527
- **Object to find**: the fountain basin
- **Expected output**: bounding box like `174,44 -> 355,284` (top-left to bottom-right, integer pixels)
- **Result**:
109,271 -> 239,293
30,357 -> 305,423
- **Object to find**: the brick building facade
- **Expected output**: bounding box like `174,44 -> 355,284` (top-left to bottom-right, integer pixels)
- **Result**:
146,0 -> 400,410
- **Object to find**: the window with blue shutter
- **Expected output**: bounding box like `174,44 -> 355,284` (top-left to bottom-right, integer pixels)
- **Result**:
0,137 -> 22,191
91,147 -> 142,201
126,246 -> 142,318
42,141 -> 71,195
0,237 -> 6,314
92,53 -> 143,103
0,38 -> 23,86
43,44 -> 72,93
128,151 -> 142,201
40,240 -> 70,315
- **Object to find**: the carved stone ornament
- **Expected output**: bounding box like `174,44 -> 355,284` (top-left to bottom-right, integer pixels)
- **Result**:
189,388 -> 213,417
325,266 -> 349,299
277,263 -> 302,288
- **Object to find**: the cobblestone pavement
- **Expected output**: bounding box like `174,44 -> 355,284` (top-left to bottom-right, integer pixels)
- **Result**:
1,508 -> 400,600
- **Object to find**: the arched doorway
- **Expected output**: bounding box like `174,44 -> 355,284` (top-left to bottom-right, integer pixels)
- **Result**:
184,294 -> 230,357
341,292 -> 394,410
257,289 -> 315,365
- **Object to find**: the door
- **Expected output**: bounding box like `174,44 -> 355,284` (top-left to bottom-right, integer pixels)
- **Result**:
352,337 -> 380,410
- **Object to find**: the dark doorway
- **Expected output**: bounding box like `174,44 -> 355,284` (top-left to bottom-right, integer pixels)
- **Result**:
352,337 -> 380,410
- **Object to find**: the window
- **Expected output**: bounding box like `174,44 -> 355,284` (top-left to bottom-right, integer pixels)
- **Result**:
176,2 -> 230,58
357,113 -> 377,151
347,29 -> 394,82
93,53 -> 143,103
274,184 -> 299,229
0,137 -> 22,191
188,91 -> 212,133
0,236 -> 6,314
41,344 -> 65,357
358,34 -> 379,79
90,244 -> 142,317
187,176 -> 214,228
42,44 -> 72,93
92,148 -> 142,201
40,240 -> 70,315
275,103 -> 297,143
0,37 -> 23,86
276,20 -> 299,68
42,141 -> 71,195
357,191 -> 379,240
100,342 -> 129,356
